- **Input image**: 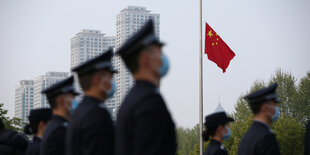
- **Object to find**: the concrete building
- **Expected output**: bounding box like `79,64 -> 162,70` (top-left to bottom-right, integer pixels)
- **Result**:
14,80 -> 34,124
70,29 -> 116,69
33,72 -> 69,109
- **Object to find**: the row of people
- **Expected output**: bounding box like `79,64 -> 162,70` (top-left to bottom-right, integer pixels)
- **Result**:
2,19 -> 309,155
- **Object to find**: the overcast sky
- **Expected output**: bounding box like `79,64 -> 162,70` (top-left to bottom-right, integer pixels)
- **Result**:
0,0 -> 309,128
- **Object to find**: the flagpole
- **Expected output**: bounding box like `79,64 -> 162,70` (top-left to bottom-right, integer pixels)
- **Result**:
199,0 -> 203,154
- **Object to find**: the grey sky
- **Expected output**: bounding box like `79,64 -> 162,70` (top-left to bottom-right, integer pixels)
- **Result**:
0,0 -> 309,128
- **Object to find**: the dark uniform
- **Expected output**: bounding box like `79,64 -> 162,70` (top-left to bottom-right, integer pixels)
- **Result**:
40,76 -> 79,155
115,20 -> 177,155
66,49 -> 117,155
204,139 -> 228,155
238,83 -> 281,155
238,121 -> 280,155
41,115 -> 68,155
25,136 -> 41,155
305,120 -> 310,155
0,125 -> 28,155
24,108 -> 52,155
115,80 -> 176,155
65,96 -> 114,155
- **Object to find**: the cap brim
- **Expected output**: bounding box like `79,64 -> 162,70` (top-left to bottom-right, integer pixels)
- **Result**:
154,42 -> 165,47
227,117 -> 235,122
274,98 -> 281,103
108,69 -> 119,74
72,91 -> 80,96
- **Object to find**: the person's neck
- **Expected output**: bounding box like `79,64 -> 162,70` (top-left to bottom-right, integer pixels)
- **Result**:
134,71 -> 160,87
53,108 -> 70,121
84,89 -> 106,102
36,132 -> 43,139
212,134 -> 223,143
254,113 -> 272,127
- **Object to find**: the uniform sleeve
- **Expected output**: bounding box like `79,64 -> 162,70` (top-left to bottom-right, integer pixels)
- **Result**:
305,121 -> 310,155
132,94 -> 171,155
256,133 -> 281,155
45,126 -> 66,154
80,108 -> 114,155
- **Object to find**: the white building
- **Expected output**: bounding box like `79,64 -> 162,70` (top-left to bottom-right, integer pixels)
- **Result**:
70,29 -> 116,69
110,6 -> 160,117
33,72 -> 69,109
14,80 -> 34,124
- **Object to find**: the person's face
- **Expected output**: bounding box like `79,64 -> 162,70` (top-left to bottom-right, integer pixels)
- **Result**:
142,45 -> 163,77
221,123 -> 230,138
63,93 -> 75,110
98,71 -> 114,99
262,100 -> 277,120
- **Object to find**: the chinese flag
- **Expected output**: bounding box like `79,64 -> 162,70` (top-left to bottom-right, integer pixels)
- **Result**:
205,22 -> 235,73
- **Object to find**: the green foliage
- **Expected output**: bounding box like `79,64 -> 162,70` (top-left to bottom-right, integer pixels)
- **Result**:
177,124 -> 200,155
272,114 -> 305,155
0,103 -> 23,131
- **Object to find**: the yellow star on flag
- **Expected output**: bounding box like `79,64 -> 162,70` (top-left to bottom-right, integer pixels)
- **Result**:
207,30 -> 213,38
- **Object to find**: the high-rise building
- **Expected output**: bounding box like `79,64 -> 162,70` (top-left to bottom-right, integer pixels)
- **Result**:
70,29 -> 116,69
14,80 -> 34,124
33,72 -> 69,109
110,6 -> 160,117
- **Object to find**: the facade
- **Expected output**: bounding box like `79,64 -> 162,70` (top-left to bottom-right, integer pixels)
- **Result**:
70,29 -> 116,69
14,80 -> 34,124
33,72 -> 69,109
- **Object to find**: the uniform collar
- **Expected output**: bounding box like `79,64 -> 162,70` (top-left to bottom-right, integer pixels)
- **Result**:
83,95 -> 104,104
253,120 -> 270,129
253,120 -> 274,133
210,139 -> 222,146
210,139 -> 225,150
135,80 -> 159,93
33,136 -> 41,142
52,115 -> 68,122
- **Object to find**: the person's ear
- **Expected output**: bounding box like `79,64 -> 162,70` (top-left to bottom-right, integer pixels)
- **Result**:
93,73 -> 102,85
140,52 -> 150,67
38,121 -> 45,130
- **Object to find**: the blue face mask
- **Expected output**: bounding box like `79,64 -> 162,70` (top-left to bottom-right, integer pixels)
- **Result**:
106,80 -> 116,99
223,128 -> 231,140
72,99 -> 79,110
159,54 -> 170,77
272,107 -> 280,122
69,99 -> 79,114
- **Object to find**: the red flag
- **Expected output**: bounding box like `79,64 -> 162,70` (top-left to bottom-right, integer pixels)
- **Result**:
205,22 -> 235,73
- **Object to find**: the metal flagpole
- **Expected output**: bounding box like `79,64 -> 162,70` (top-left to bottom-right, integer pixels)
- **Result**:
199,0 -> 203,154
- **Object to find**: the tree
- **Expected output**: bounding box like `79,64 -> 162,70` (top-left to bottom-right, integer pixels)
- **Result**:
272,114 -> 305,155
0,103 -> 23,131
177,124 -> 200,155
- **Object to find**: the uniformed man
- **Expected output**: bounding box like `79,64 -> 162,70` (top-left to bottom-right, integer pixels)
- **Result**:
41,76 -> 79,155
203,112 -> 234,155
0,119 -> 28,155
24,108 -> 52,155
305,119 -> 310,155
115,20 -> 177,155
65,49 -> 117,155
238,83 -> 281,155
